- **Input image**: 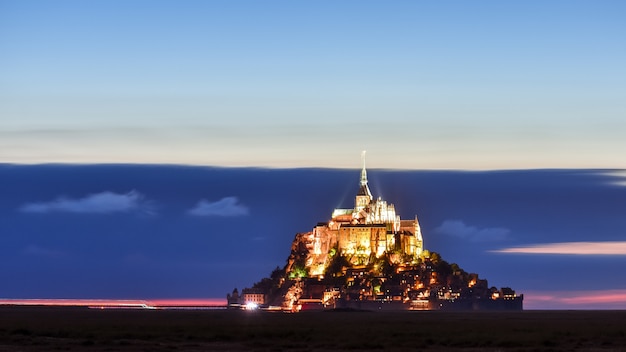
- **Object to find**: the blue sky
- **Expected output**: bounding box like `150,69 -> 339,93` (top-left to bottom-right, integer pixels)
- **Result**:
2,0 -> 625,168
2,1 -> 626,309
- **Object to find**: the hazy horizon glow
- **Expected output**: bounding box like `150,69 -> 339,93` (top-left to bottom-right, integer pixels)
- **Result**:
0,298 -> 226,308
524,290 -> 626,310
2,1 -> 626,169
4,292 -> 626,310
492,242 -> 626,255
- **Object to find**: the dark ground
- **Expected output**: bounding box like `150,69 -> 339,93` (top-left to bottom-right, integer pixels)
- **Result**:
1,306 -> 626,351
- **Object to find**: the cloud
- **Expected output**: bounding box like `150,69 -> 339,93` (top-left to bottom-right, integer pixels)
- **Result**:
491,241 -> 626,255
601,170 -> 626,187
524,289 -> 626,310
23,245 -> 64,258
188,197 -> 249,216
434,220 -> 510,242
19,190 -> 145,214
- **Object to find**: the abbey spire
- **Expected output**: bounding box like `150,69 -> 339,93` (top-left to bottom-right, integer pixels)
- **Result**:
360,150 -> 368,187
356,151 -> 372,210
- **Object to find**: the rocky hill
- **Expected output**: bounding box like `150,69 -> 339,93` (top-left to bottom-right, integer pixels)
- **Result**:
229,160 -> 522,311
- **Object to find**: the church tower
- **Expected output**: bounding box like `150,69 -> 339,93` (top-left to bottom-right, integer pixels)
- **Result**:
355,151 -> 372,211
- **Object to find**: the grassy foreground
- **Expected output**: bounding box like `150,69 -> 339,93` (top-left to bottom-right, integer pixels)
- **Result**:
1,307 -> 625,351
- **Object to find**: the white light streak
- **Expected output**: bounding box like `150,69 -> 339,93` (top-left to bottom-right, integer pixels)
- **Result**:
491,241 -> 626,255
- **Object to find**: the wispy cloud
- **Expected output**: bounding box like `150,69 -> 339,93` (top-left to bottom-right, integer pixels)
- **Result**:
23,245 -> 64,258
491,241 -> 626,255
524,289 -> 626,310
602,170 -> 626,187
19,190 -> 147,214
188,197 -> 249,216
434,220 -> 510,242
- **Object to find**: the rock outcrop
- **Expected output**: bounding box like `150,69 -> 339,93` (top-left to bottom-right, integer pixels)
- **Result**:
230,160 -> 522,311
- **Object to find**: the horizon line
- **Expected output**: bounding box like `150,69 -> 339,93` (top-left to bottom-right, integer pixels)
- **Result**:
1,161 -> 623,173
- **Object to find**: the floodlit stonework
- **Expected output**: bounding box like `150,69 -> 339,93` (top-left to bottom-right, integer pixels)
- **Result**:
230,153 -> 523,312
286,153 -> 423,277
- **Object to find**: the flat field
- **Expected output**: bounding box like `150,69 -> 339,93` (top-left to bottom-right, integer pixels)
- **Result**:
1,307 -> 625,351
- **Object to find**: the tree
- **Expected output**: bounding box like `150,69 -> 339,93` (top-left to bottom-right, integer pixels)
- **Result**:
289,265 -> 307,279
430,252 -> 442,265
450,263 -> 461,274
380,253 -> 397,278
325,254 -> 351,278
287,256 -> 308,279
270,266 -> 284,282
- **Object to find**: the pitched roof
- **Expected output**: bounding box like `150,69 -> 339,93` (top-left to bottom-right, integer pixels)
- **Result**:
357,184 -> 372,197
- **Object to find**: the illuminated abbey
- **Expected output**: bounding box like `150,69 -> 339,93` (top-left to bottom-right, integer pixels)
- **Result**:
287,152 -> 423,277
230,153 -> 523,311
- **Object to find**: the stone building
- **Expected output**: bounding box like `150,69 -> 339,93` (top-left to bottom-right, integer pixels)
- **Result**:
241,288 -> 266,306
288,153 -> 423,277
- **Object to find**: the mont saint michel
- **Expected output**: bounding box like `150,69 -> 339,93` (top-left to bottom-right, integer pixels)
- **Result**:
229,156 -> 523,311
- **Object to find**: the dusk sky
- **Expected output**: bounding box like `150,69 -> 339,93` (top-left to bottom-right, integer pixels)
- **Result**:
2,0 -> 625,169
2,1 -> 626,309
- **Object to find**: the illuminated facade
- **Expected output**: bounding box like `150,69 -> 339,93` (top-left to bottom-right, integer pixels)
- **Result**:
290,153 -> 423,277
242,289 -> 266,306
233,154 -> 523,311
